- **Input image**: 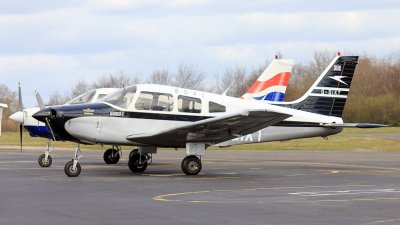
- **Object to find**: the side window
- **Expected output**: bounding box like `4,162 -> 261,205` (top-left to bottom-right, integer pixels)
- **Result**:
135,92 -> 153,110
209,101 -> 226,113
135,92 -> 174,111
178,96 -> 201,113
156,94 -> 174,111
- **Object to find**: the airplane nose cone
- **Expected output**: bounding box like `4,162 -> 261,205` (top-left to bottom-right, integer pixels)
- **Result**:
9,111 -> 24,123
32,108 -> 51,123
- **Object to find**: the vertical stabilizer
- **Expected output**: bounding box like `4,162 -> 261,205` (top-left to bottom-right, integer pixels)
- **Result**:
242,58 -> 293,101
278,55 -> 358,117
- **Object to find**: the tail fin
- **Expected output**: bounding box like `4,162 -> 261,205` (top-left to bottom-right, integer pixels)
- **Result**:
277,55 -> 359,117
241,58 -> 293,101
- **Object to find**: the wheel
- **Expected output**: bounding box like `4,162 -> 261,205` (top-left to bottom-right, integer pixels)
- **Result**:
103,148 -> 120,164
129,149 -> 139,158
128,153 -> 148,173
181,155 -> 202,175
38,154 -> 52,167
64,160 -> 81,177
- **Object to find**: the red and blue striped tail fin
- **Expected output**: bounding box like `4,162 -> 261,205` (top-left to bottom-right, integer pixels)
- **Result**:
241,59 -> 293,101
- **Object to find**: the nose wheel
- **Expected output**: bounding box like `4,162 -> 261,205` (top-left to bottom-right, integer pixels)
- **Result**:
181,155 -> 202,175
38,139 -> 53,167
38,154 -> 52,167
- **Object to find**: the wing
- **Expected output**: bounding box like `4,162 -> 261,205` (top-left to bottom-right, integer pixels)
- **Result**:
126,110 -> 291,147
323,123 -> 388,128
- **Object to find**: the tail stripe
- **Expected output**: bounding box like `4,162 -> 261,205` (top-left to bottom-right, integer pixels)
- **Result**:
246,72 -> 291,93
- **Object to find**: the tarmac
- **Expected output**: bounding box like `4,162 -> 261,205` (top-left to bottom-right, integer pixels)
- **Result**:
1,148 -> 400,225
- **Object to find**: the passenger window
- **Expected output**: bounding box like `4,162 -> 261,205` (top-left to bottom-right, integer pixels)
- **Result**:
209,101 -> 226,113
135,92 -> 173,111
156,94 -> 174,111
135,92 -> 153,110
178,96 -> 201,113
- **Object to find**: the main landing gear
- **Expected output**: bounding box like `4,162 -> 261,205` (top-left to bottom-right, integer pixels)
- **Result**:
38,139 -> 53,167
181,155 -> 202,175
180,142 -> 205,175
64,144 -> 83,177
128,148 -> 152,173
103,146 -> 121,164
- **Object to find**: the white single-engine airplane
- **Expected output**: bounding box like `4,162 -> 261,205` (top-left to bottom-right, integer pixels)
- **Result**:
33,55 -> 384,177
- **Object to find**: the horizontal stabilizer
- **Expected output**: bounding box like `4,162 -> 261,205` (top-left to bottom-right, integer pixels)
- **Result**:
323,123 -> 388,128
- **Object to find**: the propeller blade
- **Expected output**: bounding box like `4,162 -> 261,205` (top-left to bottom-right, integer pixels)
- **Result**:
18,82 -> 23,112
18,82 -> 24,152
19,123 -> 23,152
34,89 -> 45,110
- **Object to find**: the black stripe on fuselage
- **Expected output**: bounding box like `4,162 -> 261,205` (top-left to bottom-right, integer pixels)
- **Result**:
53,103 -> 214,123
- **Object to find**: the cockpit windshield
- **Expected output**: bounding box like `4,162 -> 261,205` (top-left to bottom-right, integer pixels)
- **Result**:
66,90 -> 96,105
102,86 -> 137,109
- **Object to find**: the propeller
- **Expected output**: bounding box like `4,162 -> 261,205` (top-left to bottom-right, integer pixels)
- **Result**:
18,82 -> 23,152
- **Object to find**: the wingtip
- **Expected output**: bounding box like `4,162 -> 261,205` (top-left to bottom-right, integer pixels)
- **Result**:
356,123 -> 389,128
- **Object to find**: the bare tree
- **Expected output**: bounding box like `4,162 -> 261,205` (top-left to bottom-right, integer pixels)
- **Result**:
213,66 -> 248,97
91,72 -> 139,89
47,92 -> 69,106
285,50 -> 336,101
70,79 -> 89,99
210,59 -> 271,97
68,72 -> 141,100
0,84 -> 18,131
147,69 -> 172,85
173,63 -> 205,90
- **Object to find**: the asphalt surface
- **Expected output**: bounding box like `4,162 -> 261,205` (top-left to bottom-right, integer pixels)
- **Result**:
1,148 -> 400,225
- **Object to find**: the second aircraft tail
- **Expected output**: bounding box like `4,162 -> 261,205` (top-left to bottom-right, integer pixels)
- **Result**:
241,58 -> 293,101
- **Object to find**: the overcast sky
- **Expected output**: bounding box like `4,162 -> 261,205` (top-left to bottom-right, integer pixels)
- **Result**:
1,0 -> 400,107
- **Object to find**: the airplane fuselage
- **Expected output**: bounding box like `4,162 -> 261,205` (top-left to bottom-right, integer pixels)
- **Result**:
34,84 -> 343,147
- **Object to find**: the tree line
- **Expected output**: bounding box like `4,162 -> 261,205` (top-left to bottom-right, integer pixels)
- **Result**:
1,51 -> 399,131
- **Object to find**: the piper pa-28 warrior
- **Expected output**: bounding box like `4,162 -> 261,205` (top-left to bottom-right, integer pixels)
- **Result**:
19,55 -> 291,170
33,55 -> 384,177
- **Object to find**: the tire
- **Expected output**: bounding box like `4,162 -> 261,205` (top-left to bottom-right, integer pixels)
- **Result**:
128,154 -> 147,173
181,155 -> 202,175
38,154 -> 52,167
64,160 -> 81,177
103,149 -> 120,164
129,149 -> 139,158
